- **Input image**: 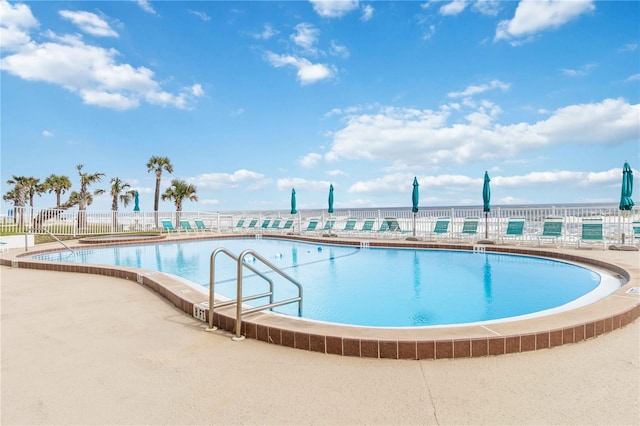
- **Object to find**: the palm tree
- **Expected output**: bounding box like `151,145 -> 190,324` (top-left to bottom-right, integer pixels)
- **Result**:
161,179 -> 198,225
109,177 -> 134,229
146,156 -> 173,227
75,164 -> 105,229
5,175 -> 30,227
43,174 -> 72,207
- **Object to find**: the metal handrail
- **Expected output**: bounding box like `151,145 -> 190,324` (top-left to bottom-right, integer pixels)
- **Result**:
233,249 -> 303,340
30,227 -> 74,253
206,247 -> 275,331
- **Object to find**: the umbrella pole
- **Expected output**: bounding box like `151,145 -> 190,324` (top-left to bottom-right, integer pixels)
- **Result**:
413,213 -> 416,237
485,212 -> 488,239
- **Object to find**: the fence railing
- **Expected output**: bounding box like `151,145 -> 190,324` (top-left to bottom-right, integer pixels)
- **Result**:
1,205 -> 638,246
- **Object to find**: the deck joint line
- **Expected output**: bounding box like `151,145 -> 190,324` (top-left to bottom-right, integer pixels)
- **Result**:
481,325 -> 502,336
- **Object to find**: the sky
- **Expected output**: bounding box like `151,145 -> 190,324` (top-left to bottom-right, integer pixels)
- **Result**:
1,0 -> 639,214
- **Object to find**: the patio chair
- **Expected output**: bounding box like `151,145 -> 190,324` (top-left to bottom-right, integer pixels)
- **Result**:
632,221 -> 640,246
319,218 -> 336,235
303,218 -> 320,233
280,218 -> 295,233
336,217 -> 358,235
536,217 -> 563,247
355,218 -> 376,237
454,217 -> 479,242
499,217 -> 526,245
161,219 -> 180,234
268,218 -> 282,232
179,219 -> 196,234
578,217 -> 606,250
233,218 -> 246,231
194,218 -> 215,233
259,218 -> 272,231
241,218 -> 259,233
424,217 -> 451,241
376,217 -> 404,238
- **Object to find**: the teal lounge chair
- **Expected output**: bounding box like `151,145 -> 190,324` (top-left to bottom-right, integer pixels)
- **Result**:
243,218 -> 259,233
355,218 -> 376,236
268,218 -> 282,232
536,217 -> 563,247
303,218 -> 320,233
455,217 -> 479,242
376,217 -> 403,238
337,218 -> 358,235
234,218 -> 246,231
578,217 -> 606,250
179,219 -> 196,234
194,218 -> 214,233
161,219 -> 179,234
280,218 -> 295,233
425,217 -> 451,241
633,221 -> 640,246
499,217 -> 526,245
319,218 -> 336,235
259,218 -> 272,230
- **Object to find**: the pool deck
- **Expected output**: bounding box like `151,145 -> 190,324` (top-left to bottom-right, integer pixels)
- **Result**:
1,235 -> 639,424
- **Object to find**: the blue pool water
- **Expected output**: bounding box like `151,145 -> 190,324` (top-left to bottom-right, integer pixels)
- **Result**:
33,238 -> 608,327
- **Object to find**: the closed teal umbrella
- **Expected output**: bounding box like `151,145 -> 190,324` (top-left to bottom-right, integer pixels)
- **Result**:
619,161 -> 634,243
411,177 -> 419,236
133,191 -> 140,212
328,184 -> 334,214
290,188 -> 297,215
482,172 -> 491,238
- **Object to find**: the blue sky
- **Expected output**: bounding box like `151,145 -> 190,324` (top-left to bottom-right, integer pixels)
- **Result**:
1,0 -> 639,213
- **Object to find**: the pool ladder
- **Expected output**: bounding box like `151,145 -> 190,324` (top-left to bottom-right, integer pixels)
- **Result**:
205,248 -> 303,341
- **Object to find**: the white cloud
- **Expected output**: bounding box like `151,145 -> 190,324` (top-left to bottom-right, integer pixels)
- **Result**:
291,23 -> 319,54
0,3 -> 202,111
253,24 -> 278,40
327,169 -> 347,177
42,130 -> 53,137
299,153 -> 322,168
495,0 -> 595,44
361,5 -> 374,21
59,10 -> 118,38
618,42 -> 638,53
189,10 -> 211,21
329,40 -> 349,58
264,51 -> 335,85
472,0 -> 501,16
561,63 -> 596,77
135,0 -> 156,15
309,0 -> 359,18
447,80 -> 510,98
276,177 -> 332,192
0,0 -> 39,51
326,98 -> 639,168
439,0 -> 468,16
626,74 -> 640,82
189,169 -> 270,191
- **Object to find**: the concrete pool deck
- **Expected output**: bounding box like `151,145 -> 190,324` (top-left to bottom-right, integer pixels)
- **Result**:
1,261 -> 639,424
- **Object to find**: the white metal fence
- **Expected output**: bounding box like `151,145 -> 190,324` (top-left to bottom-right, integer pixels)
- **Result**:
1,205 -> 638,246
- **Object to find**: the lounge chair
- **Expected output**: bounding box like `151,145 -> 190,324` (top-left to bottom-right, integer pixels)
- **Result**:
259,218 -> 272,231
454,217 -> 479,242
536,217 -> 563,247
194,218 -> 214,233
336,218 -> 358,236
303,218 -> 320,233
161,219 -> 180,234
280,218 -> 295,233
355,218 -> 376,237
233,218 -> 246,231
499,217 -> 526,245
633,221 -> 640,246
243,218 -> 259,233
179,219 -> 196,234
376,217 -> 404,238
425,217 -> 451,241
319,218 -> 336,235
268,218 -> 282,232
578,217 -> 606,250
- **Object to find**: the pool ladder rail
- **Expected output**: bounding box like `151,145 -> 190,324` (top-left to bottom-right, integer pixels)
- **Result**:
205,247 -> 303,341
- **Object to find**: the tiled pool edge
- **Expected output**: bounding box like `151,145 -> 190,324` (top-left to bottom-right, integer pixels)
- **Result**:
2,235 -> 639,360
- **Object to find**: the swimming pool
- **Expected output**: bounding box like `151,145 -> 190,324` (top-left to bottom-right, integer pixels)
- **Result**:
32,237 -> 620,327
